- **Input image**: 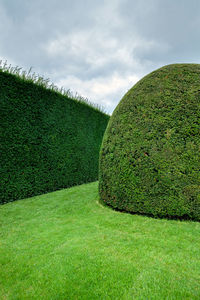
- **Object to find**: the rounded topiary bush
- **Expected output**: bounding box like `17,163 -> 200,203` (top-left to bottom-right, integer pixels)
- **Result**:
99,64 -> 200,221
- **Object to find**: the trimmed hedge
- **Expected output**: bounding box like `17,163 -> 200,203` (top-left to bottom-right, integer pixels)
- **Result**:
0,70 -> 109,204
99,64 -> 200,221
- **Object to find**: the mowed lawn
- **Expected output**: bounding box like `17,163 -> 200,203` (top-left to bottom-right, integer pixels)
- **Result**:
0,182 -> 199,300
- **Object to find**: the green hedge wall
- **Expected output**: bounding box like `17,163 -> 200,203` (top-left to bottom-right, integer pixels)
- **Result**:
0,70 -> 109,204
99,64 -> 200,221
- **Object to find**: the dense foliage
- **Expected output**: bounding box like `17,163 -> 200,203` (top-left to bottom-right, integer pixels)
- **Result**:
99,64 -> 200,221
0,70 -> 109,203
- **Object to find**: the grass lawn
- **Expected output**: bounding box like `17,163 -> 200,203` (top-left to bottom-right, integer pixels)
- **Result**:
0,181 -> 199,299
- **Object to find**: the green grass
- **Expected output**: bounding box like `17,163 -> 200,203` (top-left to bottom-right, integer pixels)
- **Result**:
0,182 -> 199,299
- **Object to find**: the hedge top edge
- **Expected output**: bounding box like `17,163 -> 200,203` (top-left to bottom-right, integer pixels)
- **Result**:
0,59 -> 109,116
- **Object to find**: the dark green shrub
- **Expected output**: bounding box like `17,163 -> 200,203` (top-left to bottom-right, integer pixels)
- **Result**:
0,70 -> 109,204
99,64 -> 200,221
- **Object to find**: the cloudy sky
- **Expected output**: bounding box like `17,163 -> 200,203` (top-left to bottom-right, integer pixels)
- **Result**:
0,0 -> 200,114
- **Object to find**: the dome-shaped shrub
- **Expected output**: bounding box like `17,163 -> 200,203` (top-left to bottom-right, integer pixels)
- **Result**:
99,64 -> 200,220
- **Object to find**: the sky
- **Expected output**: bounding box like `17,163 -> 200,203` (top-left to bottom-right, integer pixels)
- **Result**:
0,0 -> 200,114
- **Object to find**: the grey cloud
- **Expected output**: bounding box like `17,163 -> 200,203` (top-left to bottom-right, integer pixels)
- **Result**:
0,0 -> 200,113
120,0 -> 200,63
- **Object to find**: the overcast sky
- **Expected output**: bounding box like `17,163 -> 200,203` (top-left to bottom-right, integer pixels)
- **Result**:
0,0 -> 200,114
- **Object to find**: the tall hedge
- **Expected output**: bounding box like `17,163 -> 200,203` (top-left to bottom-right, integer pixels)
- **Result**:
99,64 -> 200,221
0,70 -> 109,204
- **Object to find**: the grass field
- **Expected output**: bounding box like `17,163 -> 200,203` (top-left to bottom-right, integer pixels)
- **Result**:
0,181 -> 199,299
